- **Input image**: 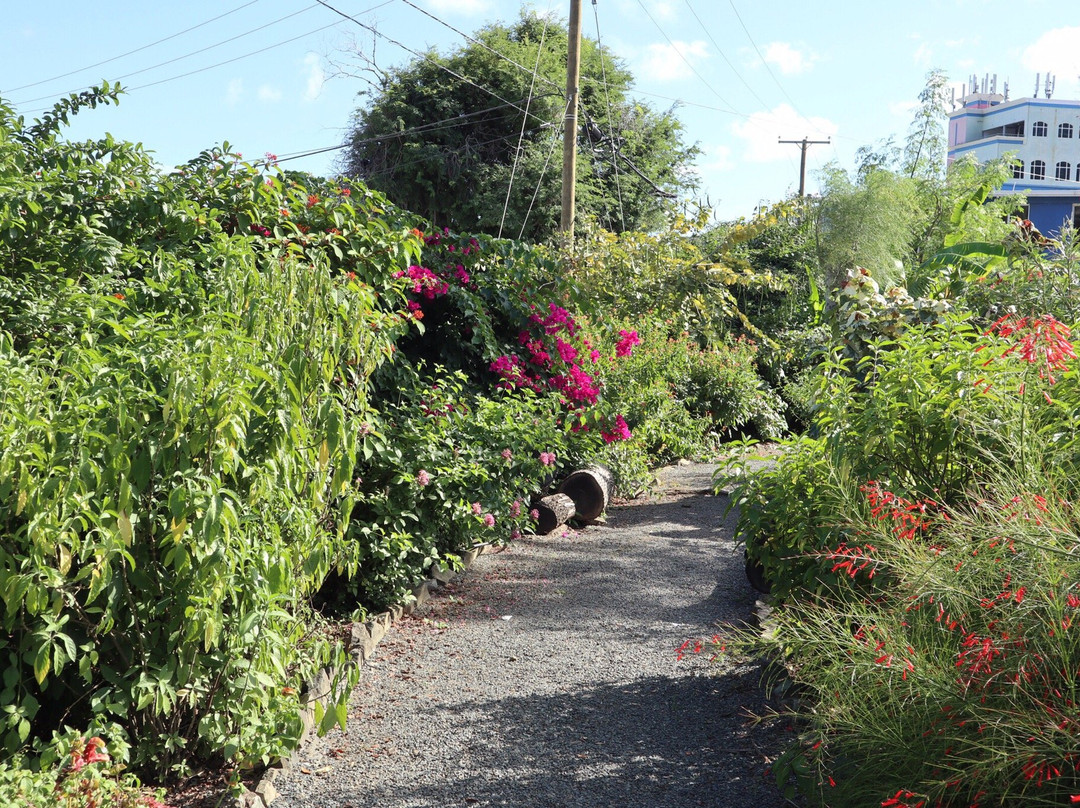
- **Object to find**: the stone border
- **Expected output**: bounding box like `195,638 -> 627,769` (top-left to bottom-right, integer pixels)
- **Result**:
234,544 -> 493,808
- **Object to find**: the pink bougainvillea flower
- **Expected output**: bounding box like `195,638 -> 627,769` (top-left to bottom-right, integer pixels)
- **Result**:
483,513 -> 495,527
501,448 -> 513,462
471,502 -> 482,515
555,338 -> 578,363
416,469 -> 431,486
530,508 -> 540,521
601,414 -> 632,444
539,451 -> 556,466
615,329 -> 640,357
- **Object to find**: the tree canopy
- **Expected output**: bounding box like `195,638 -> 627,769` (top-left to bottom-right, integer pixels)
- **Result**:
338,11 -> 699,242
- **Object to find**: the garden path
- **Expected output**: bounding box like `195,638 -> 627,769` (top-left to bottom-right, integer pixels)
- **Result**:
270,461 -> 791,808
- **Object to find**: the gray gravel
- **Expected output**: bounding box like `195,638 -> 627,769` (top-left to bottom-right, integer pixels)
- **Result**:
271,462 -> 792,807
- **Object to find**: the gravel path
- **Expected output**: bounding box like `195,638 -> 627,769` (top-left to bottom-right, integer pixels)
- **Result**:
271,462 -> 791,808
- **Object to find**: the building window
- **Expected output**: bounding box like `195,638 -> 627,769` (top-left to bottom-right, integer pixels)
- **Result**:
1031,160 -> 1046,179
1032,121 -> 1049,137
1061,122 -> 1075,139
1012,160 -> 1025,179
1057,161 -> 1072,180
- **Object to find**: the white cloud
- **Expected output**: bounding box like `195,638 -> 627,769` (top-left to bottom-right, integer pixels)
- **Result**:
731,104 -> 839,163
424,0 -> 491,14
1022,27 -> 1080,96
650,0 -> 677,20
699,143 -> 733,173
762,42 -> 818,75
302,53 -> 325,102
225,78 -> 243,107
258,84 -> 283,103
640,40 -> 709,82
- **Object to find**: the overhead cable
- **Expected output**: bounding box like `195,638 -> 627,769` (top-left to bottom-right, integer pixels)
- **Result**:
3,0 -> 263,94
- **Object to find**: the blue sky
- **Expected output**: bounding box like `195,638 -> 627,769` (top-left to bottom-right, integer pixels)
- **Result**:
4,1 -> 1080,222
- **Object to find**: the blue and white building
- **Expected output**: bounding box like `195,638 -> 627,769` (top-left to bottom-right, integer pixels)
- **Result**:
947,74 -> 1080,236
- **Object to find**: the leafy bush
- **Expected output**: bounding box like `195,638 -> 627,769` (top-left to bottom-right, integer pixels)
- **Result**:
331,369 -> 571,611
717,229 -> 1080,805
0,87 -> 421,775
0,736 -> 169,808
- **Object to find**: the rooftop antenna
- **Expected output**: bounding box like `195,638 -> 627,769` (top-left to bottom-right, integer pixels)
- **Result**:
1004,78 -> 1010,101
1046,73 -> 1056,99
991,74 -> 997,94
950,86 -> 956,109
1035,73 -> 1041,98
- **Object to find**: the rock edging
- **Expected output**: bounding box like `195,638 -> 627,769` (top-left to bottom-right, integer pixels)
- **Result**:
233,544 -> 493,808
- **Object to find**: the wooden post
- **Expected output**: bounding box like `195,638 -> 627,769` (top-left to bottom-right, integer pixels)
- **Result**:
560,0 -> 583,240
778,136 -> 830,198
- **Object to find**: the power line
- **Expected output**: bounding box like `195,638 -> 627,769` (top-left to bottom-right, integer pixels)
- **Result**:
14,3 -> 398,115
314,0 -> 553,128
12,4 -> 325,106
591,0 -> 625,230
519,100 -> 570,240
499,15 -> 553,238
273,94 -> 558,165
397,0 -> 562,94
681,0 -> 773,113
632,0 -> 738,115
3,0 -> 263,94
726,0 -> 805,119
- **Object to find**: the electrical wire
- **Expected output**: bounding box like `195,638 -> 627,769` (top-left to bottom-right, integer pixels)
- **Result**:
519,99 -> 570,240
3,0 -> 263,94
315,0 -> 554,129
632,0 -> 737,114
726,0 -> 805,119
12,4 -> 327,106
498,16 -> 552,238
272,94 -> 559,165
397,0 -> 562,94
681,0 -> 774,113
591,0 -> 625,230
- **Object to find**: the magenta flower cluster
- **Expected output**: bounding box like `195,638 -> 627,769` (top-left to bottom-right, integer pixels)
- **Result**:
601,414 -> 632,444
615,329 -> 640,357
393,264 -> 449,300
424,228 -> 481,258
487,304 -> 631,441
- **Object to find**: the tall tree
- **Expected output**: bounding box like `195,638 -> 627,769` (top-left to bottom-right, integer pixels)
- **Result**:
902,68 -> 950,180
338,10 -> 698,242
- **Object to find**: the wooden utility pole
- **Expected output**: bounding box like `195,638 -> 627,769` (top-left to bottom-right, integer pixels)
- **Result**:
560,0 -> 583,239
779,136 -> 830,197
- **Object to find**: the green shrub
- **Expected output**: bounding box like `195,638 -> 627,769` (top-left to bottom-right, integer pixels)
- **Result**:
716,237 -> 1080,804
0,735 -> 169,808
0,87 -> 418,775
